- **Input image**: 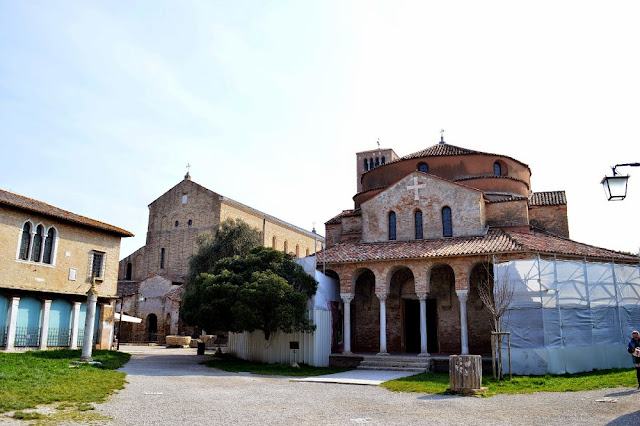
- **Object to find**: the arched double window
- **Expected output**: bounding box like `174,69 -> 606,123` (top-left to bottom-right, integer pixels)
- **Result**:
388,211 -> 397,240
415,210 -> 423,239
417,162 -> 429,173
442,206 -> 453,237
17,221 -> 56,264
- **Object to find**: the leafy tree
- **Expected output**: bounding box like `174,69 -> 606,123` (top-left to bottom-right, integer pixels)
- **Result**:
181,246 -> 318,340
186,218 -> 262,284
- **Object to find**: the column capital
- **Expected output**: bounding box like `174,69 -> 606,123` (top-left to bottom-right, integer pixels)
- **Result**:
340,293 -> 354,303
376,292 -> 388,301
455,289 -> 469,302
417,293 -> 428,301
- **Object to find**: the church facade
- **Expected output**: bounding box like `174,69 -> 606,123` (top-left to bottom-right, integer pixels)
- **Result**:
117,174 -> 324,343
318,139 -> 639,371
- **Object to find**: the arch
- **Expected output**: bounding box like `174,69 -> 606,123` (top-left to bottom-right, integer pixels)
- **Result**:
417,162 -> 429,173
295,244 -> 300,257
31,224 -> 44,262
388,266 -> 417,353
147,314 -> 158,342
388,211 -> 397,240
442,206 -> 452,237
414,210 -> 423,239
353,268 -> 378,352
272,236 -> 277,249
369,158 -> 374,170
18,221 -> 32,260
375,157 -> 380,167
49,300 -> 73,347
493,160 -> 507,176
429,263 -> 457,353
43,226 -> 57,264
16,297 -> 42,347
363,158 -> 369,171
284,240 -> 288,254
381,156 -> 386,164
467,262 -> 494,354
125,262 -> 133,280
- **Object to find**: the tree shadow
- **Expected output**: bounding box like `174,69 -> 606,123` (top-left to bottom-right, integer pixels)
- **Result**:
605,410 -> 640,425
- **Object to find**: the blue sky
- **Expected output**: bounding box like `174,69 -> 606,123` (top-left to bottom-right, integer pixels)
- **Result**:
1,1 -> 639,258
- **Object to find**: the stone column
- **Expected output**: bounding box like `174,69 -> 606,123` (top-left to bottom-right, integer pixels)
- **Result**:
377,292 -> 388,355
4,297 -> 20,351
81,286 -> 98,361
340,293 -> 354,355
69,301 -> 81,349
456,290 -> 469,355
39,299 -> 52,350
418,293 -> 430,357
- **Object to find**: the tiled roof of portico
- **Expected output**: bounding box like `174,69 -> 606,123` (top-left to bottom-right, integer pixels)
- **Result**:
316,228 -> 639,264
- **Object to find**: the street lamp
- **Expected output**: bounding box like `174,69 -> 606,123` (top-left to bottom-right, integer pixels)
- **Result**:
601,163 -> 640,201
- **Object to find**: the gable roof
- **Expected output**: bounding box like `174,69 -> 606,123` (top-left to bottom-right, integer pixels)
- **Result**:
0,189 -> 133,237
530,191 -> 567,206
317,228 -> 639,264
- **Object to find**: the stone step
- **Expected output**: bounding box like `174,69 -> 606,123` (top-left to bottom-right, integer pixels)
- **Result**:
357,365 -> 427,373
359,360 -> 429,368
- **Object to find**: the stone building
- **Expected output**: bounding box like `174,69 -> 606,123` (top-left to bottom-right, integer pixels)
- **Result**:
318,138 -> 639,373
0,189 -> 132,351
117,174 -> 324,343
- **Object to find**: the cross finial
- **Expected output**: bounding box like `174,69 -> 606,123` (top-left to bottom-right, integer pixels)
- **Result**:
439,129 -> 445,145
376,138 -> 380,149
184,163 -> 192,180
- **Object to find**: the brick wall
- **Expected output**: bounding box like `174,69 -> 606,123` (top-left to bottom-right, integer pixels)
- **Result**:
529,205 -> 569,237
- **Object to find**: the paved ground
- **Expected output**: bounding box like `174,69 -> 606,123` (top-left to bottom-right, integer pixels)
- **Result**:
94,345 -> 640,425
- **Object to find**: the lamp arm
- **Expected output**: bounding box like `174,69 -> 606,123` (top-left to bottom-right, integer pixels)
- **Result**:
612,163 -> 640,175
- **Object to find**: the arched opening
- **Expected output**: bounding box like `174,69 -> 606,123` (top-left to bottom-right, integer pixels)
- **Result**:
428,264 -> 457,353
353,269 -> 378,353
388,267 -> 418,353
493,162 -> 502,176
442,206 -> 452,237
19,222 -> 32,260
147,314 -> 158,342
324,269 -> 342,354
468,262 -> 494,355
43,227 -> 56,264
417,162 -> 429,173
31,224 -> 44,262
388,211 -> 396,240
415,210 -> 423,240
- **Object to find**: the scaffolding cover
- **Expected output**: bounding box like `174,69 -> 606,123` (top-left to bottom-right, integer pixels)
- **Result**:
494,258 -> 640,374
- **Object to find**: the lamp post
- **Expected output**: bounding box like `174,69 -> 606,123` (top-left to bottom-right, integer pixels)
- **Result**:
601,163 -> 640,201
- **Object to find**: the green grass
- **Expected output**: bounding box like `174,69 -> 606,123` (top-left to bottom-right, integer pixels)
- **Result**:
202,353 -> 353,376
0,349 -> 130,414
381,368 -> 638,395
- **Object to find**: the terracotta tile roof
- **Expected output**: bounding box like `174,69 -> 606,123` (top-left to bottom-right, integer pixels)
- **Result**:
487,195 -> 528,203
325,209 -> 361,225
530,191 -> 567,206
0,189 -> 133,237
317,228 -> 639,264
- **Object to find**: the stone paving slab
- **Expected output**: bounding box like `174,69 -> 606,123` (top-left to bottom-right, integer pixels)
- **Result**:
292,369 -> 416,385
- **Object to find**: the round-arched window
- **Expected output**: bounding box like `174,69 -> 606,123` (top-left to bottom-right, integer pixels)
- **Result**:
417,162 -> 429,173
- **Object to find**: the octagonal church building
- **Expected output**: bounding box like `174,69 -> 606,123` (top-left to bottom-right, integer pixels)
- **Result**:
318,136 -> 640,374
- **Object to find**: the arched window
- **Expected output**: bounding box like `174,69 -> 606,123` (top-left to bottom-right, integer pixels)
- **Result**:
174,221 -> 179,227
493,162 -> 502,176
375,158 -> 380,167
284,240 -> 288,254
442,206 -> 453,237
363,158 -> 368,171
381,156 -> 386,164
272,236 -> 277,249
188,219 -> 193,226
19,222 -> 32,260
369,158 -> 374,170
160,248 -> 165,269
125,262 -> 133,280
31,225 -> 44,262
296,244 -> 300,257
415,210 -> 423,239
43,227 -> 56,264
417,162 -> 429,173
388,211 -> 397,240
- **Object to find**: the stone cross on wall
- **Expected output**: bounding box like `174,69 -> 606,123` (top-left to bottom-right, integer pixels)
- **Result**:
407,176 -> 426,200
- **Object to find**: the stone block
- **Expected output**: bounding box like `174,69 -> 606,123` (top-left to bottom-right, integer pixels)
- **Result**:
165,335 -> 191,348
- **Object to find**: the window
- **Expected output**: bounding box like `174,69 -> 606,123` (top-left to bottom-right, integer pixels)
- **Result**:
375,158 -> 380,167
19,222 -> 31,260
42,228 -> 55,264
296,244 -> 300,257
17,221 -> 56,265
31,225 -> 44,262
493,162 -> 502,176
388,211 -> 397,240
363,158 -> 368,171
182,194 -> 188,204
417,162 -> 429,173
415,210 -> 423,239
442,207 -> 453,237
174,221 -> 179,227
369,159 -> 374,170
125,262 -> 132,280
284,240 -> 288,254
382,156 -> 386,164
188,219 -> 193,226
91,251 -> 105,279
160,248 -> 165,269
272,236 -> 277,249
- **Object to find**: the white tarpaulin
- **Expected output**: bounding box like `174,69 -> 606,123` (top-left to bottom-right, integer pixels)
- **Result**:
495,257 -> 640,374
114,312 -> 142,323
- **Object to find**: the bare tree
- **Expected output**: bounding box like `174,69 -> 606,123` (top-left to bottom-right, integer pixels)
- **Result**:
478,256 -> 515,380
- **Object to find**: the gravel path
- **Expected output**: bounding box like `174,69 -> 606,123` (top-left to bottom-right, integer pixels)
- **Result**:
96,346 -> 640,425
